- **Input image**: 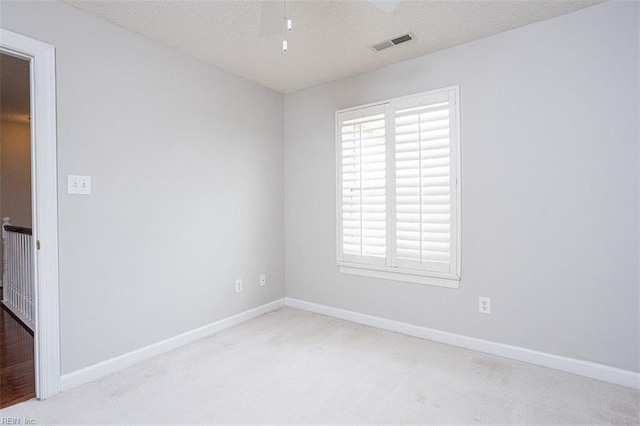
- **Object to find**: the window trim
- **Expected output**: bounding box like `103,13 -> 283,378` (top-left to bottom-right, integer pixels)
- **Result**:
335,86 -> 461,287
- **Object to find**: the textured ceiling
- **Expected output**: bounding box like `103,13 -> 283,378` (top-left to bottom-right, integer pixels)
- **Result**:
65,0 -> 602,94
0,53 -> 30,121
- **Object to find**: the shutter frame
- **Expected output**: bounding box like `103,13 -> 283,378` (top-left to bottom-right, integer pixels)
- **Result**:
336,87 -> 461,285
392,90 -> 455,274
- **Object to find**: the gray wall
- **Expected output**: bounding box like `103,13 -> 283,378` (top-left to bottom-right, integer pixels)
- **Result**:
1,1 -> 285,374
0,53 -> 32,277
284,1 -> 639,372
0,0 -> 637,377
0,118 -> 32,229
0,118 -> 32,273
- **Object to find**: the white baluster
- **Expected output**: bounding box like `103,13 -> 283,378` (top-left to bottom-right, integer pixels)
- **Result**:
18,234 -> 24,316
2,217 -> 8,303
22,234 -> 27,318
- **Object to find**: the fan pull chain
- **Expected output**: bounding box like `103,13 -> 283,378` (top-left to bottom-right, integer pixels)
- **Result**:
283,0 -> 291,52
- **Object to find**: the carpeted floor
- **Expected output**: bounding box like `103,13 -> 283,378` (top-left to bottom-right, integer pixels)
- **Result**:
1,307 -> 638,424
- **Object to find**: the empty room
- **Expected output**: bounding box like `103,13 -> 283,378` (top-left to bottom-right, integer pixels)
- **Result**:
0,0 -> 638,424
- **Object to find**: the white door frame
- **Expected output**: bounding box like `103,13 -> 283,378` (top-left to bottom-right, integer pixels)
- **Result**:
0,28 -> 61,399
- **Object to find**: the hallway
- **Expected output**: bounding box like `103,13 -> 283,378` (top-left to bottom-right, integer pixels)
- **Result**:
0,303 -> 35,408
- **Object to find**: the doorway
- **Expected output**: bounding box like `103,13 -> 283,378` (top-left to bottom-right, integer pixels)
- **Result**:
0,51 -> 35,408
0,28 -> 60,401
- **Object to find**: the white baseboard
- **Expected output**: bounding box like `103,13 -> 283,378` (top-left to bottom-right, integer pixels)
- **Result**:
59,296 -> 639,391
61,298 -> 285,391
284,297 -> 640,390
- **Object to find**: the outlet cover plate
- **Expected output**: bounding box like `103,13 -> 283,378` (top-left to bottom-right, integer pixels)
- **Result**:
479,297 -> 491,314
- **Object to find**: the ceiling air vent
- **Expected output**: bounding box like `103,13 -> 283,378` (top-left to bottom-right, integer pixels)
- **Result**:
370,32 -> 414,52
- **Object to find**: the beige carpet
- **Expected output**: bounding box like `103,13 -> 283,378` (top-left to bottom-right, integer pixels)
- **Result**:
1,307 -> 638,424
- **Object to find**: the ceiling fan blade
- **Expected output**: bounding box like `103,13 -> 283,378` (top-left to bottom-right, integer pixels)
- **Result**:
368,0 -> 402,14
259,1 -> 284,37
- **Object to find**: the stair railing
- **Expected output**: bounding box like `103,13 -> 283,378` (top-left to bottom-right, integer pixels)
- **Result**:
2,217 -> 35,330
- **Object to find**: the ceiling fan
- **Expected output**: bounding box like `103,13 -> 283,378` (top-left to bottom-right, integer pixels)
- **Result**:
259,0 -> 403,39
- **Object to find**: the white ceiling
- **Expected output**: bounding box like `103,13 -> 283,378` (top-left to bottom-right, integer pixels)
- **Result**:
66,0 -> 602,94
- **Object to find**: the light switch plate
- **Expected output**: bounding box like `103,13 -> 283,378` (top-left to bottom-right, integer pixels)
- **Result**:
68,175 -> 92,195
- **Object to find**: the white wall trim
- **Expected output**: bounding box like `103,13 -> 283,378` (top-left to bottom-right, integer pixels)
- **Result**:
0,28 -> 61,400
284,297 -> 640,390
60,298 -> 285,391
338,264 -> 460,288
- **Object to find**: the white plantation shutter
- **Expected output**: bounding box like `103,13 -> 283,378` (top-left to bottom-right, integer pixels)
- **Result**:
394,91 -> 454,273
338,105 -> 387,265
336,87 -> 460,285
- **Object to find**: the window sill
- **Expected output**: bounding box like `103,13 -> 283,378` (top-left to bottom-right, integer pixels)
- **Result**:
338,262 -> 460,288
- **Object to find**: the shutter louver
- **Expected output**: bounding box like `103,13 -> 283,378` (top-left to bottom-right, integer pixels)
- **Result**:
341,111 -> 386,261
395,100 -> 451,271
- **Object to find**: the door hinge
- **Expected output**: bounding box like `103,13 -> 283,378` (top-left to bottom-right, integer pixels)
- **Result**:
36,240 -> 41,250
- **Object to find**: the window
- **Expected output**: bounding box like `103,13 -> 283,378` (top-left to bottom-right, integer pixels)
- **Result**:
336,86 -> 460,287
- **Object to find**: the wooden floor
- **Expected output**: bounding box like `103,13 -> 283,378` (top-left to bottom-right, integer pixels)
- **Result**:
0,304 -> 35,408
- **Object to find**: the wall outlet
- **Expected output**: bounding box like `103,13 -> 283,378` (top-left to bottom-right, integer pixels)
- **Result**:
479,297 -> 491,314
260,274 -> 266,287
235,279 -> 243,293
